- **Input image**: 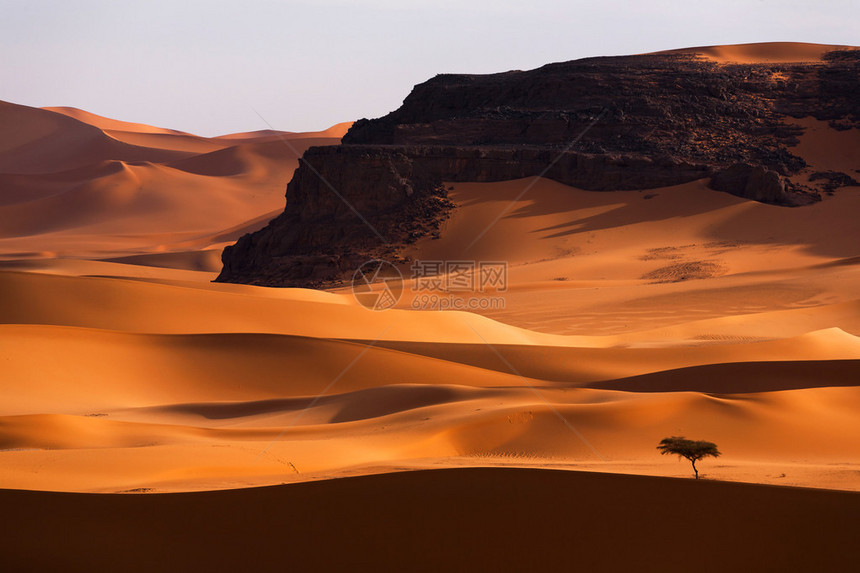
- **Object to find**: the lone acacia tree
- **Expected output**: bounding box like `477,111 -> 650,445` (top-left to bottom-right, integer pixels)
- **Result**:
657,436 -> 721,479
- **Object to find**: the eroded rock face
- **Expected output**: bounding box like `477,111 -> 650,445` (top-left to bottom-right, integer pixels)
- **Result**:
218,49 -> 859,286
710,164 -> 786,203
218,147 -> 452,286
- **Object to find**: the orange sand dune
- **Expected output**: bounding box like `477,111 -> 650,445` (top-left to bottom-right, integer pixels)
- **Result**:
370,327 -> 860,383
2,323 -> 857,415
1,88 -> 859,499
1,288 -> 859,492
0,325 -> 534,414
44,106 -> 189,135
0,270 -> 574,344
0,161 -> 280,241
0,101 -> 190,174
167,137 -> 333,177
45,107 -> 226,153
0,101 -> 344,263
215,121 -> 352,142
395,176 -> 860,336
653,41 -> 858,63
1,372 -> 859,491
102,130 -> 229,154
2,469 -> 857,573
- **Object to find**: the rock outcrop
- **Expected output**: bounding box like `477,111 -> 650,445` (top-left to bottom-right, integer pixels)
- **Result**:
709,163 -> 787,203
218,48 -> 859,286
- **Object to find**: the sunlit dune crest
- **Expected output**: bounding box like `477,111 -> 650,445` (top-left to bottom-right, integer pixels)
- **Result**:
651,41 -> 859,63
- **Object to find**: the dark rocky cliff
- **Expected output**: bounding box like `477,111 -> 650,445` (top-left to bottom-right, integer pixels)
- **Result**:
217,48 -> 859,287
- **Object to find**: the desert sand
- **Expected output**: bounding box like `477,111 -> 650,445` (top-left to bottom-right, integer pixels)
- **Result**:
0,42 -> 858,570
0,100 -> 349,264
2,468 -> 859,572
653,41 -> 857,63
1,81 -> 859,493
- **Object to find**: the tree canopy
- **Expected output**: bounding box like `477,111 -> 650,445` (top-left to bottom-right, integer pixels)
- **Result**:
657,436 -> 721,479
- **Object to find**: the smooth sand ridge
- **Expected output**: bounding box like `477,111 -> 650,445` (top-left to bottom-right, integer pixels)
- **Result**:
46,106 -> 352,150
0,138 -> 329,240
367,327 -> 860,383
214,121 -> 353,142
0,100 -> 345,262
0,101 -> 191,174
43,106 -> 190,135
1,323 -> 857,414
651,41 -> 859,63
0,270 -> 592,344
0,161 -> 284,248
4,267 -> 858,350
47,105 -> 352,141
1,382 -> 859,492
1,314 -> 858,491
0,324 -> 543,414
166,138 -> 329,177
8,264 -> 854,339
2,469 -> 858,573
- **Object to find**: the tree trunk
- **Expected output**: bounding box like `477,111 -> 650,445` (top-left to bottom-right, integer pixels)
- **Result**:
691,459 -> 699,479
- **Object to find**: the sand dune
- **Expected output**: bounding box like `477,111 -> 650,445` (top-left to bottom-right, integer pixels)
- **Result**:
2,374 -> 859,491
0,325 -> 534,415
44,106 -> 227,153
0,100 -> 345,263
44,106 -> 189,135
1,277 -> 859,492
0,161 -> 279,240
1,84 -> 858,502
0,270 -> 573,343
395,177 -> 860,336
370,327 -> 860,384
214,121 -> 352,142
654,41 -> 858,63
2,321 -> 856,415
2,468 -> 857,573
0,101 -> 190,174
167,137 -> 331,177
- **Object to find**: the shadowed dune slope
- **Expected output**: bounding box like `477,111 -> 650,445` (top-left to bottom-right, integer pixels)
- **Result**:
1,468 -> 858,573
588,359 -> 860,393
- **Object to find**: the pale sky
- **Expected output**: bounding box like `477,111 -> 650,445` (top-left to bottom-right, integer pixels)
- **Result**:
1,0 -> 857,136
